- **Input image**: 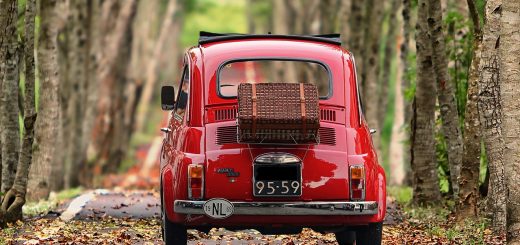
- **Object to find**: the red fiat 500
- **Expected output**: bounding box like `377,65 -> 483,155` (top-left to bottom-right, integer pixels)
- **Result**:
160,32 -> 386,245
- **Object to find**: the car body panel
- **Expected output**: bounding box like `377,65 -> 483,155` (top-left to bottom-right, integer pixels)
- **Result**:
160,38 -> 386,229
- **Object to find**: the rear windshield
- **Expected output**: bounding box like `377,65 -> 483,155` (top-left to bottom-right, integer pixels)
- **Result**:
218,60 -> 331,98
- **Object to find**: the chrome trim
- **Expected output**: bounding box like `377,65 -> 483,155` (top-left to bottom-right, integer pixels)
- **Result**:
174,200 -> 378,216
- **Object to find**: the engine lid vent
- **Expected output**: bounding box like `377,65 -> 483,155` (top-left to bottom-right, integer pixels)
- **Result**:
320,109 -> 337,122
216,126 -> 238,145
318,127 -> 336,145
215,107 -> 237,121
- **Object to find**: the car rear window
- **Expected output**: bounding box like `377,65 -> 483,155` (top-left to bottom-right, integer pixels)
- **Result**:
218,59 -> 331,98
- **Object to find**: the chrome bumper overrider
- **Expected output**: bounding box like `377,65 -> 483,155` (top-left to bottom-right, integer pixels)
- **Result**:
174,200 -> 378,216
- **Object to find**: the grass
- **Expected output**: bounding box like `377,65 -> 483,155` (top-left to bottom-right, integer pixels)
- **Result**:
387,185 -> 412,205
22,187 -> 83,217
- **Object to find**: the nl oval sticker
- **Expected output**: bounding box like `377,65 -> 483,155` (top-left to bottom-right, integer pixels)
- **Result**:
203,198 -> 234,219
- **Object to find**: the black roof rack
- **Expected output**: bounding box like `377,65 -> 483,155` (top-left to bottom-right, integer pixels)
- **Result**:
198,31 -> 342,46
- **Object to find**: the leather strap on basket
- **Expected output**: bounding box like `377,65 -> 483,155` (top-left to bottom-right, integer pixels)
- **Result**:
251,83 -> 257,137
299,83 -> 307,137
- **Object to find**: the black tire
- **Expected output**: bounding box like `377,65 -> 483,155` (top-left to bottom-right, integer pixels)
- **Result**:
335,230 -> 356,245
355,222 -> 383,245
161,181 -> 187,245
162,207 -> 187,245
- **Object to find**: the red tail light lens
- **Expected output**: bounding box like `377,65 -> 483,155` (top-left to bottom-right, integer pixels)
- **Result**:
188,164 -> 204,200
350,165 -> 365,200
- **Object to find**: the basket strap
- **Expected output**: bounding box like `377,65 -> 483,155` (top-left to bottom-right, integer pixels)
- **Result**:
299,83 -> 307,136
252,83 -> 257,137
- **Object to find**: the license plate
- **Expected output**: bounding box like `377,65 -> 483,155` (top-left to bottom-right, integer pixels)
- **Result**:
254,180 -> 301,196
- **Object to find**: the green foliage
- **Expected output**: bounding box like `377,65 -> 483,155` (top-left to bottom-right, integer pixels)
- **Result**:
444,10 -> 473,124
404,52 -> 417,102
435,114 -> 451,194
388,186 -> 413,206
181,0 -> 247,48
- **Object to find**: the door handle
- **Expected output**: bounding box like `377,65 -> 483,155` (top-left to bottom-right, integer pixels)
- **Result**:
161,127 -> 172,133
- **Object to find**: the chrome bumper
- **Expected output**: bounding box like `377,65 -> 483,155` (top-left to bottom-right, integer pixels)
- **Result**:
174,200 -> 378,216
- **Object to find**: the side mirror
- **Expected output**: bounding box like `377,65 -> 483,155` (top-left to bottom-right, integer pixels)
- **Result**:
161,86 -> 175,110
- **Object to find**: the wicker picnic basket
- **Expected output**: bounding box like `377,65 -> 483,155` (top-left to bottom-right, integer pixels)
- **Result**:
237,83 -> 320,144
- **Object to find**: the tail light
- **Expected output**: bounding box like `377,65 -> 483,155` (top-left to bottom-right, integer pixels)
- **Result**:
350,165 -> 365,200
188,164 -> 204,200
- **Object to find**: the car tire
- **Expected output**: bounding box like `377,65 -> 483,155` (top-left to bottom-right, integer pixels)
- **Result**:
355,222 -> 383,245
162,208 -> 187,245
161,183 -> 187,245
335,230 -> 356,245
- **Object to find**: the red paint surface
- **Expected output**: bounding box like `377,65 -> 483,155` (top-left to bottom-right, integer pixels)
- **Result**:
160,38 -> 386,228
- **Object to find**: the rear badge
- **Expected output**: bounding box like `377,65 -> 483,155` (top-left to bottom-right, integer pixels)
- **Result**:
216,168 -> 240,177
203,198 -> 234,219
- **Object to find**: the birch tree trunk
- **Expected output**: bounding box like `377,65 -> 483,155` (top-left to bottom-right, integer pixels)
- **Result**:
412,0 -> 441,204
426,0 -> 463,199
457,0 -> 482,219
478,0 -> 506,232
0,0 -> 20,193
0,0 -> 36,224
500,0 -> 520,241
27,0 -> 61,201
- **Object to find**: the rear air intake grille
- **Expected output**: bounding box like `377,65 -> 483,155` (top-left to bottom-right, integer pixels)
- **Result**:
216,126 -> 238,145
216,126 -> 336,145
319,127 -> 336,145
320,109 -> 337,122
215,108 -> 237,121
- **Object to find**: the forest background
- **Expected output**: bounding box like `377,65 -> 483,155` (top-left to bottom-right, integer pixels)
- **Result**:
0,0 -> 519,243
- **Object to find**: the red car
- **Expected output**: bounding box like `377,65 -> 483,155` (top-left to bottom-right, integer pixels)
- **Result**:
160,32 -> 386,245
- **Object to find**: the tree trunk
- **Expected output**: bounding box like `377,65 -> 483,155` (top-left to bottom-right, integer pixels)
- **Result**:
348,0 -> 365,87
135,0 -> 180,133
27,0 -> 61,201
0,0 -> 20,193
63,0 -> 89,188
339,0 -> 351,46
457,0 -> 482,219
412,0 -> 441,204
401,0 -> 414,185
500,0 -> 520,241
378,0 -> 400,127
478,0 -> 506,232
0,0 -> 37,225
362,0 -> 385,164
389,2 -> 406,186
78,0 -> 101,187
426,0 -> 464,200
87,0 -> 137,180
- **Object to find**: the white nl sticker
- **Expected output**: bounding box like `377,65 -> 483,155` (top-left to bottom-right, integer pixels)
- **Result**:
203,198 -> 234,219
